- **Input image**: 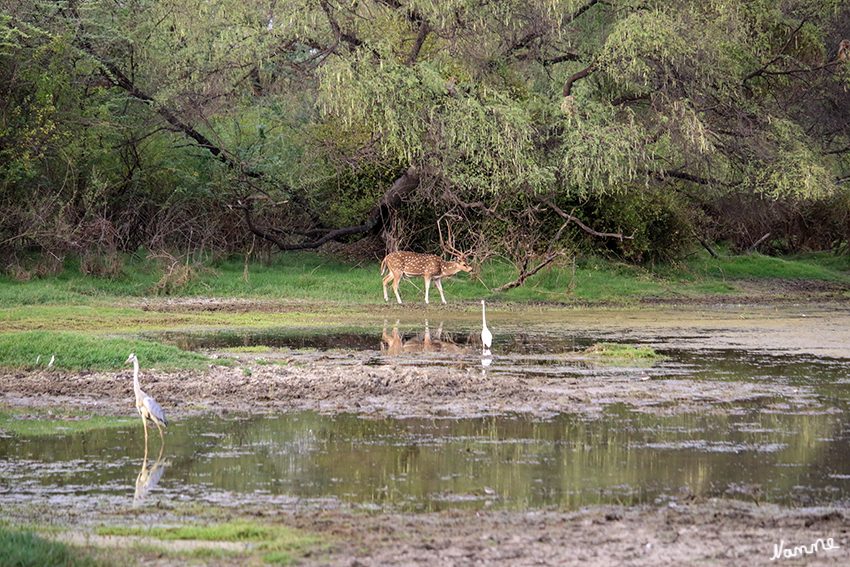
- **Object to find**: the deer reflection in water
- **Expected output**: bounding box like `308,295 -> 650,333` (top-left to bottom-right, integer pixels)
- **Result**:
381,320 -> 472,356
133,455 -> 167,507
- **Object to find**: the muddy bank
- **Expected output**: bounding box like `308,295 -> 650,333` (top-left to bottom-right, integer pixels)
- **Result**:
0,353 -> 825,420
41,498 -> 850,566
3,302 -> 848,418
292,500 -> 850,567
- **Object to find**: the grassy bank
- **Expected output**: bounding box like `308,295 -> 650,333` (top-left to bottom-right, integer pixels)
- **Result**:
0,250 -> 848,372
0,528 -> 102,567
1,249 -> 848,307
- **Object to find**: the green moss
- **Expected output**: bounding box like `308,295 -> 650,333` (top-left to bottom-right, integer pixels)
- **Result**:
584,342 -> 662,360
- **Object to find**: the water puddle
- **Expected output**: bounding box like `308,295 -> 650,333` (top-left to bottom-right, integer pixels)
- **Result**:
1,407 -> 848,512
3,315 -> 850,513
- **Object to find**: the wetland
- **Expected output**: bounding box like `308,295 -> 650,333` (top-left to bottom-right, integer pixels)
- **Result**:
2,298 -> 850,565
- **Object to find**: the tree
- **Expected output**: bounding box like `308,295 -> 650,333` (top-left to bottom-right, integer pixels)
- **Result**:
3,0 -> 850,274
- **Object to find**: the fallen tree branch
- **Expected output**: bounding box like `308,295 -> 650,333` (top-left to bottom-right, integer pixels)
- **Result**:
694,232 -> 720,259
493,252 -> 563,292
746,232 -> 771,254
493,221 -> 570,293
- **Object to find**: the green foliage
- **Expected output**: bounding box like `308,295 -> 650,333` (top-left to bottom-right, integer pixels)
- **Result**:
579,185 -> 696,262
3,0 -> 850,268
557,100 -> 650,197
318,58 -> 547,193
0,528 -> 101,567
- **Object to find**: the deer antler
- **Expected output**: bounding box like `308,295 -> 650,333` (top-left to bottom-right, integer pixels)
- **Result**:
438,217 -> 466,259
437,216 -> 489,289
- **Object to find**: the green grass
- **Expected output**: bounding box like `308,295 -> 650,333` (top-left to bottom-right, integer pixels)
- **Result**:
0,250 -> 848,340
0,528 -> 102,567
1,249 -> 849,307
0,409 -> 129,437
584,342 -> 661,360
687,251 -> 850,281
97,520 -> 319,565
0,331 -> 211,372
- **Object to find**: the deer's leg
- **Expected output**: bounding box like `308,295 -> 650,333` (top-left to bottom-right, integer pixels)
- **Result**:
424,277 -> 431,304
393,273 -> 403,304
382,273 -> 394,302
434,278 -> 447,303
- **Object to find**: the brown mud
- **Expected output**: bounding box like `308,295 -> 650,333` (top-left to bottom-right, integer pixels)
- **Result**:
3,295 -> 850,565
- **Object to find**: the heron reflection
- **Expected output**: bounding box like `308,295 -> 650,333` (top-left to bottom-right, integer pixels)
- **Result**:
134,455 -> 167,507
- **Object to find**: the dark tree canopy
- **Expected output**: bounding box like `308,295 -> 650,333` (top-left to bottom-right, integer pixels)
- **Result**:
3,0 -> 850,270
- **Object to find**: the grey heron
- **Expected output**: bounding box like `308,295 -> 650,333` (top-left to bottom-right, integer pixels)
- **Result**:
125,353 -> 167,456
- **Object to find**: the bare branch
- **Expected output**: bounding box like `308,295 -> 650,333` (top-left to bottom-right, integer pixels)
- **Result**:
563,63 -> 596,97
543,200 -> 635,240
741,20 -> 843,85
746,232 -> 771,254
693,232 -> 720,258
233,171 -> 420,251
493,221 -> 569,293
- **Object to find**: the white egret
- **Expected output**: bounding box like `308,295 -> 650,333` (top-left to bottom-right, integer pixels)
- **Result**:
481,299 -> 492,350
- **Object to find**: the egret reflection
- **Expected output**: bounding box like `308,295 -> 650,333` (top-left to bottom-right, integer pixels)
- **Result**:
482,349 -> 492,368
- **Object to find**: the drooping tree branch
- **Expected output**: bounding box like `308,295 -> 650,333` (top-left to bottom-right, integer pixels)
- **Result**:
543,200 -> 635,240
233,170 -> 420,251
67,11 -> 245,171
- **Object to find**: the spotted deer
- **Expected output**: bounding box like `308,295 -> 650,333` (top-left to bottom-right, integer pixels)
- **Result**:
380,223 -> 473,304
381,251 -> 471,304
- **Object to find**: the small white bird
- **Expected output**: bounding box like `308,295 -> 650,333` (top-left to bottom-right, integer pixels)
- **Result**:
481,299 -> 492,350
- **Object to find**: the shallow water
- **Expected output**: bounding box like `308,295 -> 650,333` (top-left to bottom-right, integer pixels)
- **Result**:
1,406 -> 848,512
3,316 -> 850,512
